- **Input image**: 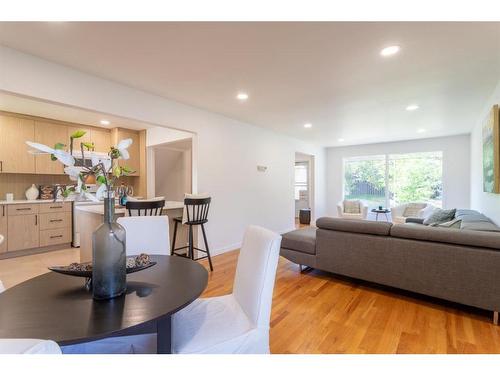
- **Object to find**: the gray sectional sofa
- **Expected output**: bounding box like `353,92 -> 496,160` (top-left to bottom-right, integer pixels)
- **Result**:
281,217 -> 500,323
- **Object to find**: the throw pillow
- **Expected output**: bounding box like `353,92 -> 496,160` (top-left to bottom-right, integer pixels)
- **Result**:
423,208 -> 456,225
403,203 -> 426,218
343,200 -> 361,214
436,218 -> 462,229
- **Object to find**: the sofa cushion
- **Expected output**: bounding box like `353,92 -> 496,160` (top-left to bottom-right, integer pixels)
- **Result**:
316,217 -> 392,236
390,224 -> 500,250
402,203 -> 426,217
423,208 -> 456,225
343,200 -> 361,214
455,209 -> 481,219
281,227 -> 317,255
460,213 -> 500,232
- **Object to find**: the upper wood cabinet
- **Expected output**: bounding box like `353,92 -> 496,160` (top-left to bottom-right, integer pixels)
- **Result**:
34,121 -> 67,175
112,128 -> 140,176
0,114 -> 35,174
91,129 -> 111,153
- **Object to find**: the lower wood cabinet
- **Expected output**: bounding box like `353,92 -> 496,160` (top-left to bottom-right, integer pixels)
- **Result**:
0,205 -> 7,253
7,214 -> 39,252
2,202 -> 72,254
39,227 -> 71,247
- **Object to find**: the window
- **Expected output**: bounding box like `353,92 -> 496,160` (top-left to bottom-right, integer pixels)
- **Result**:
343,151 -> 443,208
295,162 -> 308,200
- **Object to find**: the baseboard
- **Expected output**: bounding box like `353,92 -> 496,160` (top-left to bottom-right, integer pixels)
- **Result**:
211,242 -> 242,256
208,227 -> 298,257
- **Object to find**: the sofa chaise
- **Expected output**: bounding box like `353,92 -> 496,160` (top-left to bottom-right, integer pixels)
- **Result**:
280,217 -> 500,324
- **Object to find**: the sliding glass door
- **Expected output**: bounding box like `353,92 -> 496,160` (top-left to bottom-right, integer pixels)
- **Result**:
343,151 -> 443,208
343,155 -> 386,209
388,152 -> 443,207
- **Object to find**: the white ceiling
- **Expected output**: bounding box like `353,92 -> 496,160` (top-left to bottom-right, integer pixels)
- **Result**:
0,22 -> 499,146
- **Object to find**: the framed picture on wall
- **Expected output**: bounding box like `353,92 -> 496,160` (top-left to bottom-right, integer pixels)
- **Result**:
483,104 -> 500,193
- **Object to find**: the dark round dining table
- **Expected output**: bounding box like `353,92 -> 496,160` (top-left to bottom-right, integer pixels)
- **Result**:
0,255 -> 208,354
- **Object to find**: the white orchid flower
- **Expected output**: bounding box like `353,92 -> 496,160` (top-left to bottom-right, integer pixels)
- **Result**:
116,138 -> 132,160
81,191 -> 99,202
26,141 -> 75,166
95,183 -> 108,201
91,153 -> 112,172
64,166 -> 81,182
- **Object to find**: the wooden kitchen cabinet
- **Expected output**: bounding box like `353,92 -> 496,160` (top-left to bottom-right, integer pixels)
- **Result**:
7,214 -> 39,252
91,128 -> 111,153
0,205 -> 7,253
0,114 -> 35,173
112,128 -> 140,176
34,121 -> 67,175
1,202 -> 72,254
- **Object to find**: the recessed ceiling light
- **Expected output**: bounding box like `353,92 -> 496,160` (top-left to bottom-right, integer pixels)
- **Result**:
100,119 -> 110,125
236,92 -> 249,101
303,123 -> 312,128
338,138 -> 345,142
380,45 -> 401,57
406,104 -> 419,111
417,128 -> 426,133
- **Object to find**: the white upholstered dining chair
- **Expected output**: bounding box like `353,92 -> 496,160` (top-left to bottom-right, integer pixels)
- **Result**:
116,216 -> 170,256
0,339 -> 62,354
0,278 -> 61,354
169,224 -> 282,354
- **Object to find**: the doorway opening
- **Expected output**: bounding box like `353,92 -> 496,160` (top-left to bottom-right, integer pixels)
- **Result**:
148,136 -> 193,200
294,152 -> 315,229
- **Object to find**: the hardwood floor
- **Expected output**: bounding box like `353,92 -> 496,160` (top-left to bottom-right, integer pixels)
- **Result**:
2,247 -> 500,353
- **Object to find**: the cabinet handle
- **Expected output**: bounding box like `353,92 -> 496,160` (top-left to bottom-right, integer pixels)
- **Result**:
35,215 -> 38,226
0,161 -> 2,172
50,235 -> 63,239
50,219 -> 63,222
2,205 -> 4,217
50,206 -> 63,209
16,208 -> 32,211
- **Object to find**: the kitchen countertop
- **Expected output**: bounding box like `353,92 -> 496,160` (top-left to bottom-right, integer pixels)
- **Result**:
0,199 -> 70,205
75,201 -> 184,215
0,196 -> 145,205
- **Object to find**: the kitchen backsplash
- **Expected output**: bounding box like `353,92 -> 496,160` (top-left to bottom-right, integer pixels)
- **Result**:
0,174 -> 139,201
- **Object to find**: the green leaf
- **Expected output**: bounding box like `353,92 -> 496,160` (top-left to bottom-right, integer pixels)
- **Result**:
54,143 -> 66,150
50,154 -> 57,161
70,130 -> 86,139
96,175 -> 107,185
121,166 -> 135,175
113,165 -> 122,178
82,142 -> 94,151
62,186 -> 75,198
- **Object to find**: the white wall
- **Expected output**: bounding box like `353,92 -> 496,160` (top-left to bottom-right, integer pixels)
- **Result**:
326,135 -> 471,216
471,79 -> 500,224
154,147 -> 190,201
0,46 -> 327,254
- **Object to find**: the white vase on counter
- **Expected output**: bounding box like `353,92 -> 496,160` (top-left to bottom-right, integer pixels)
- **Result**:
25,184 -> 39,200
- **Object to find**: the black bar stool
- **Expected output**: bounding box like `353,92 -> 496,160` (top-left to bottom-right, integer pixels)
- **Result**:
126,200 -> 165,216
171,197 -> 213,271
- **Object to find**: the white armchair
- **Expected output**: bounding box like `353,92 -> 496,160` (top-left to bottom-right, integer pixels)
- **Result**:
337,200 -> 369,220
391,202 -> 435,224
